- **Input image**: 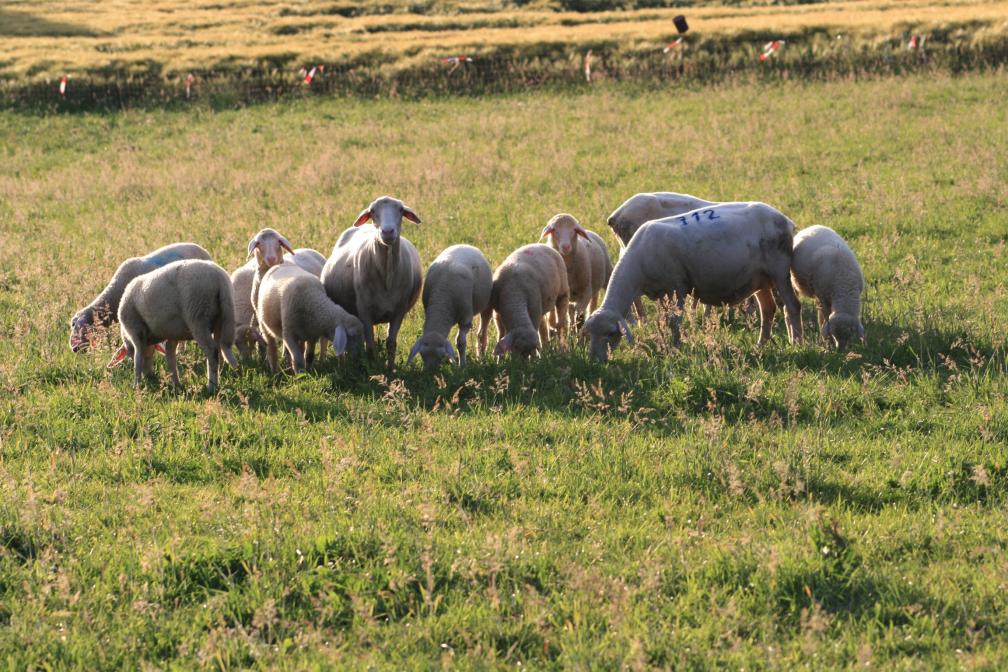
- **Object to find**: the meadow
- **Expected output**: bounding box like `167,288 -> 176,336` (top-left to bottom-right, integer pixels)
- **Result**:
2,71 -> 1008,668
3,0 -> 1008,107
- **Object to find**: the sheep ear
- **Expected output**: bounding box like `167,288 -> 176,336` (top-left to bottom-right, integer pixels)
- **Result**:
539,224 -> 554,240
107,344 -> 128,368
401,206 -> 421,225
618,318 -> 634,344
575,225 -> 590,239
407,339 -> 422,365
444,340 -> 457,364
246,237 -> 258,259
332,326 -> 348,356
353,208 -> 373,226
279,236 -> 295,255
493,334 -> 512,357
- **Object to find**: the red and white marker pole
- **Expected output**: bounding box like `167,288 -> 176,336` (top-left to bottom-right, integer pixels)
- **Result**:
584,51 -> 593,83
185,73 -> 194,99
759,40 -> 785,61
303,65 -> 318,84
907,34 -> 919,49
59,75 -> 68,96
663,37 -> 684,53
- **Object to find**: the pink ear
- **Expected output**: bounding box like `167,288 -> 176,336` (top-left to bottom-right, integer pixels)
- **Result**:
279,236 -> 294,255
402,207 -> 421,224
540,224 -> 554,239
246,238 -> 258,258
107,345 -> 128,368
575,226 -> 589,239
353,208 -> 372,227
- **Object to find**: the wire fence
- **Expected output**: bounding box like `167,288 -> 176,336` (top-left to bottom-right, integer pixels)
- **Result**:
3,29 -> 1006,112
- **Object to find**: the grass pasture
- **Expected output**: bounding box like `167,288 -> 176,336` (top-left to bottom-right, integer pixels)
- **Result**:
2,72 -> 1008,668
2,0 -> 1008,107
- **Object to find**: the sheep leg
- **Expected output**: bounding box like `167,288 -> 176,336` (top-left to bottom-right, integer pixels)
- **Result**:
633,296 -> 646,321
817,300 -> 831,342
754,288 -> 777,346
774,277 -> 803,344
305,339 -> 318,370
191,328 -> 221,392
589,290 -> 600,314
164,340 -> 181,388
264,334 -> 280,374
477,306 -> 493,358
667,292 -> 686,347
556,294 -> 569,349
318,337 -> 329,362
456,322 -> 471,367
538,316 -> 550,349
386,315 -> 404,369
285,336 -> 306,373
132,342 -> 145,389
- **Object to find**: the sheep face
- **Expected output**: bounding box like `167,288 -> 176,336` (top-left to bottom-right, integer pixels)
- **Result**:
494,328 -> 540,359
69,310 -> 93,352
248,229 -> 294,270
823,313 -> 865,352
582,309 -> 633,363
354,196 -> 421,248
408,333 -> 457,370
541,213 -> 587,257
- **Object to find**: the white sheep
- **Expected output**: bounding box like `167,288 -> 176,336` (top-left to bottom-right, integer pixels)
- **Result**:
479,243 -> 570,358
606,191 -> 717,248
407,244 -> 493,370
321,196 -> 423,369
790,225 -> 865,350
284,248 -> 327,277
257,261 -> 364,373
583,202 -> 802,361
70,242 -> 211,352
230,259 -> 266,359
107,260 -> 239,392
246,228 -> 295,331
540,213 -> 613,326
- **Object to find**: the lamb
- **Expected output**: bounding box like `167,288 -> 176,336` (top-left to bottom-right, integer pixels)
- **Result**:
107,260 -> 240,392
407,244 -> 492,370
256,261 -> 364,373
70,242 -> 211,352
478,243 -> 569,358
790,225 -> 865,351
582,202 -> 802,362
246,228 -> 294,330
321,196 -> 423,369
540,214 -> 613,326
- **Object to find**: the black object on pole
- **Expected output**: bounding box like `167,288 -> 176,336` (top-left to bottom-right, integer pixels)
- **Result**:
673,15 -> 689,34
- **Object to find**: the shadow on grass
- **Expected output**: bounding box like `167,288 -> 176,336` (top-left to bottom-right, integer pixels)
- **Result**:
0,9 -> 106,38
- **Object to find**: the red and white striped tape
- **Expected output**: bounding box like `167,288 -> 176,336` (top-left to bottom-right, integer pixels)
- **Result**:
663,37 -> 684,53
303,64 -> 323,84
59,75 -> 68,96
759,40 -> 785,61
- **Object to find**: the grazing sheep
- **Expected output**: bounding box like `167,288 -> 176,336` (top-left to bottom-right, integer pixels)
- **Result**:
70,242 -> 211,352
107,260 -> 239,392
230,259 -> 266,359
257,261 -> 364,373
790,225 -> 865,351
407,244 -> 493,370
321,196 -> 423,369
606,191 -> 717,248
540,214 -> 613,326
478,243 -> 569,358
583,202 -> 802,362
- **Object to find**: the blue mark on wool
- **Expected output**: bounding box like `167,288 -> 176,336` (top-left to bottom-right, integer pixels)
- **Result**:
144,250 -> 185,267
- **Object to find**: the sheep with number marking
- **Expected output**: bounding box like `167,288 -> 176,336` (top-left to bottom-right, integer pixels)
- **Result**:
321,196 -> 423,369
583,202 -> 802,362
107,260 -> 239,392
70,242 -> 211,352
790,225 -> 865,351
407,244 -> 493,370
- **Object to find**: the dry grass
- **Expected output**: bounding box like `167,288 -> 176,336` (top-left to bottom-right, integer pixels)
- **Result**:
2,0 -> 1006,83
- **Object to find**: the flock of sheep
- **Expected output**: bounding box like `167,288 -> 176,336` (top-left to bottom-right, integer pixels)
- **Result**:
68,192 -> 865,392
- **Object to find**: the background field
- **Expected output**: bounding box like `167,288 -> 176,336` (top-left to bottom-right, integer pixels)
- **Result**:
3,0 -> 1008,107
1,71 -> 1007,668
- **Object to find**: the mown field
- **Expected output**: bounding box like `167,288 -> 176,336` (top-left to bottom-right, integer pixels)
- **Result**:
3,0 -> 1007,107
2,71 -> 1008,668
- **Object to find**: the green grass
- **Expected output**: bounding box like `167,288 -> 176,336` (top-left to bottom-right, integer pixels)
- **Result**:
2,72 -> 1008,668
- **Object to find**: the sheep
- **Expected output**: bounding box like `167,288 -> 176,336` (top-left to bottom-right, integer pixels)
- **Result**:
256,261 -> 364,373
106,260 -> 240,392
407,244 -> 493,370
230,259 -> 267,359
582,202 -> 802,362
478,243 -> 569,358
540,214 -> 613,327
606,191 -> 717,248
284,248 -> 326,277
69,242 -> 211,352
790,225 -> 865,351
246,228 -> 294,332
321,196 -> 423,369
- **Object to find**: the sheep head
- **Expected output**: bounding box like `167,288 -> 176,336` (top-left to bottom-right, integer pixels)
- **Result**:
581,308 -> 633,363
353,196 -> 421,248
540,213 -> 587,257
248,228 -> 294,270
69,309 -> 94,352
407,333 -> 458,370
493,328 -> 541,359
332,318 -> 364,358
822,313 -> 865,352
